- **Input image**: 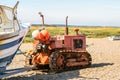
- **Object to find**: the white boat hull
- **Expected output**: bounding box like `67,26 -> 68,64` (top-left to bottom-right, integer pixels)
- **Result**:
0,2 -> 30,74
0,29 -> 28,67
108,35 -> 120,41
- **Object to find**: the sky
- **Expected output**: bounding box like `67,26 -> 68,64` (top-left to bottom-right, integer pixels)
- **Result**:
1,0 -> 120,26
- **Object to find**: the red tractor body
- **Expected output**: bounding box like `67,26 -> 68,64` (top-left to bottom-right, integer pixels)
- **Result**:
50,34 -> 86,51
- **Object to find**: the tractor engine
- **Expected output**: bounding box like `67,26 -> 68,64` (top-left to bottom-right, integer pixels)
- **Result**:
28,29 -> 51,66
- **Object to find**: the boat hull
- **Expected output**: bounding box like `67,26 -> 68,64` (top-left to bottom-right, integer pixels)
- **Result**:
108,35 -> 120,41
0,29 -> 28,73
0,2 -> 30,74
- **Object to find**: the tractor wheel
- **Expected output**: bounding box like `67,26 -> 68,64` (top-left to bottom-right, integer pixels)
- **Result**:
80,52 -> 92,68
49,51 -> 65,72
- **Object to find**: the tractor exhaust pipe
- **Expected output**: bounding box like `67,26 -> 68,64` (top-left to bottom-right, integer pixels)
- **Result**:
38,12 -> 44,26
66,16 -> 68,35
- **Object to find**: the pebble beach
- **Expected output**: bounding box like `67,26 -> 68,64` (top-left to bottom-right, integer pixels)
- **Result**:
1,38 -> 120,80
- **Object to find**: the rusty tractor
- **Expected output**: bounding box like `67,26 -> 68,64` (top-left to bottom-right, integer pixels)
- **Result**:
25,14 -> 92,72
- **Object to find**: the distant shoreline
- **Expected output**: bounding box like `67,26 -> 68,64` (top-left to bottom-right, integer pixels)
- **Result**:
31,24 -> 120,28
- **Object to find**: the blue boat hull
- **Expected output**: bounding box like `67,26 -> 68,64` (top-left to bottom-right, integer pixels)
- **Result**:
0,2 -> 29,74
0,29 -> 28,74
0,37 -> 23,66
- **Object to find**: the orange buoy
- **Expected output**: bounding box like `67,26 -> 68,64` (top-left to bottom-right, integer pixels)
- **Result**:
32,30 -> 50,41
38,30 -> 50,41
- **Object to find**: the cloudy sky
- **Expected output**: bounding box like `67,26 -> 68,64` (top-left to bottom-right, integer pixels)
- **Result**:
1,0 -> 120,26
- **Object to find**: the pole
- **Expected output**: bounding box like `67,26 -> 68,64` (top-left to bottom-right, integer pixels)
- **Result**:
38,12 -> 44,26
66,16 -> 68,35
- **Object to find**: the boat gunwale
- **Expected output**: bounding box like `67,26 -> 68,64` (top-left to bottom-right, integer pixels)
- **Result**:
0,31 -> 19,41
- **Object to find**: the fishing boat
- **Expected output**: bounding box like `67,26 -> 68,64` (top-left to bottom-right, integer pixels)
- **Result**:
0,2 -> 29,73
108,35 -> 120,41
